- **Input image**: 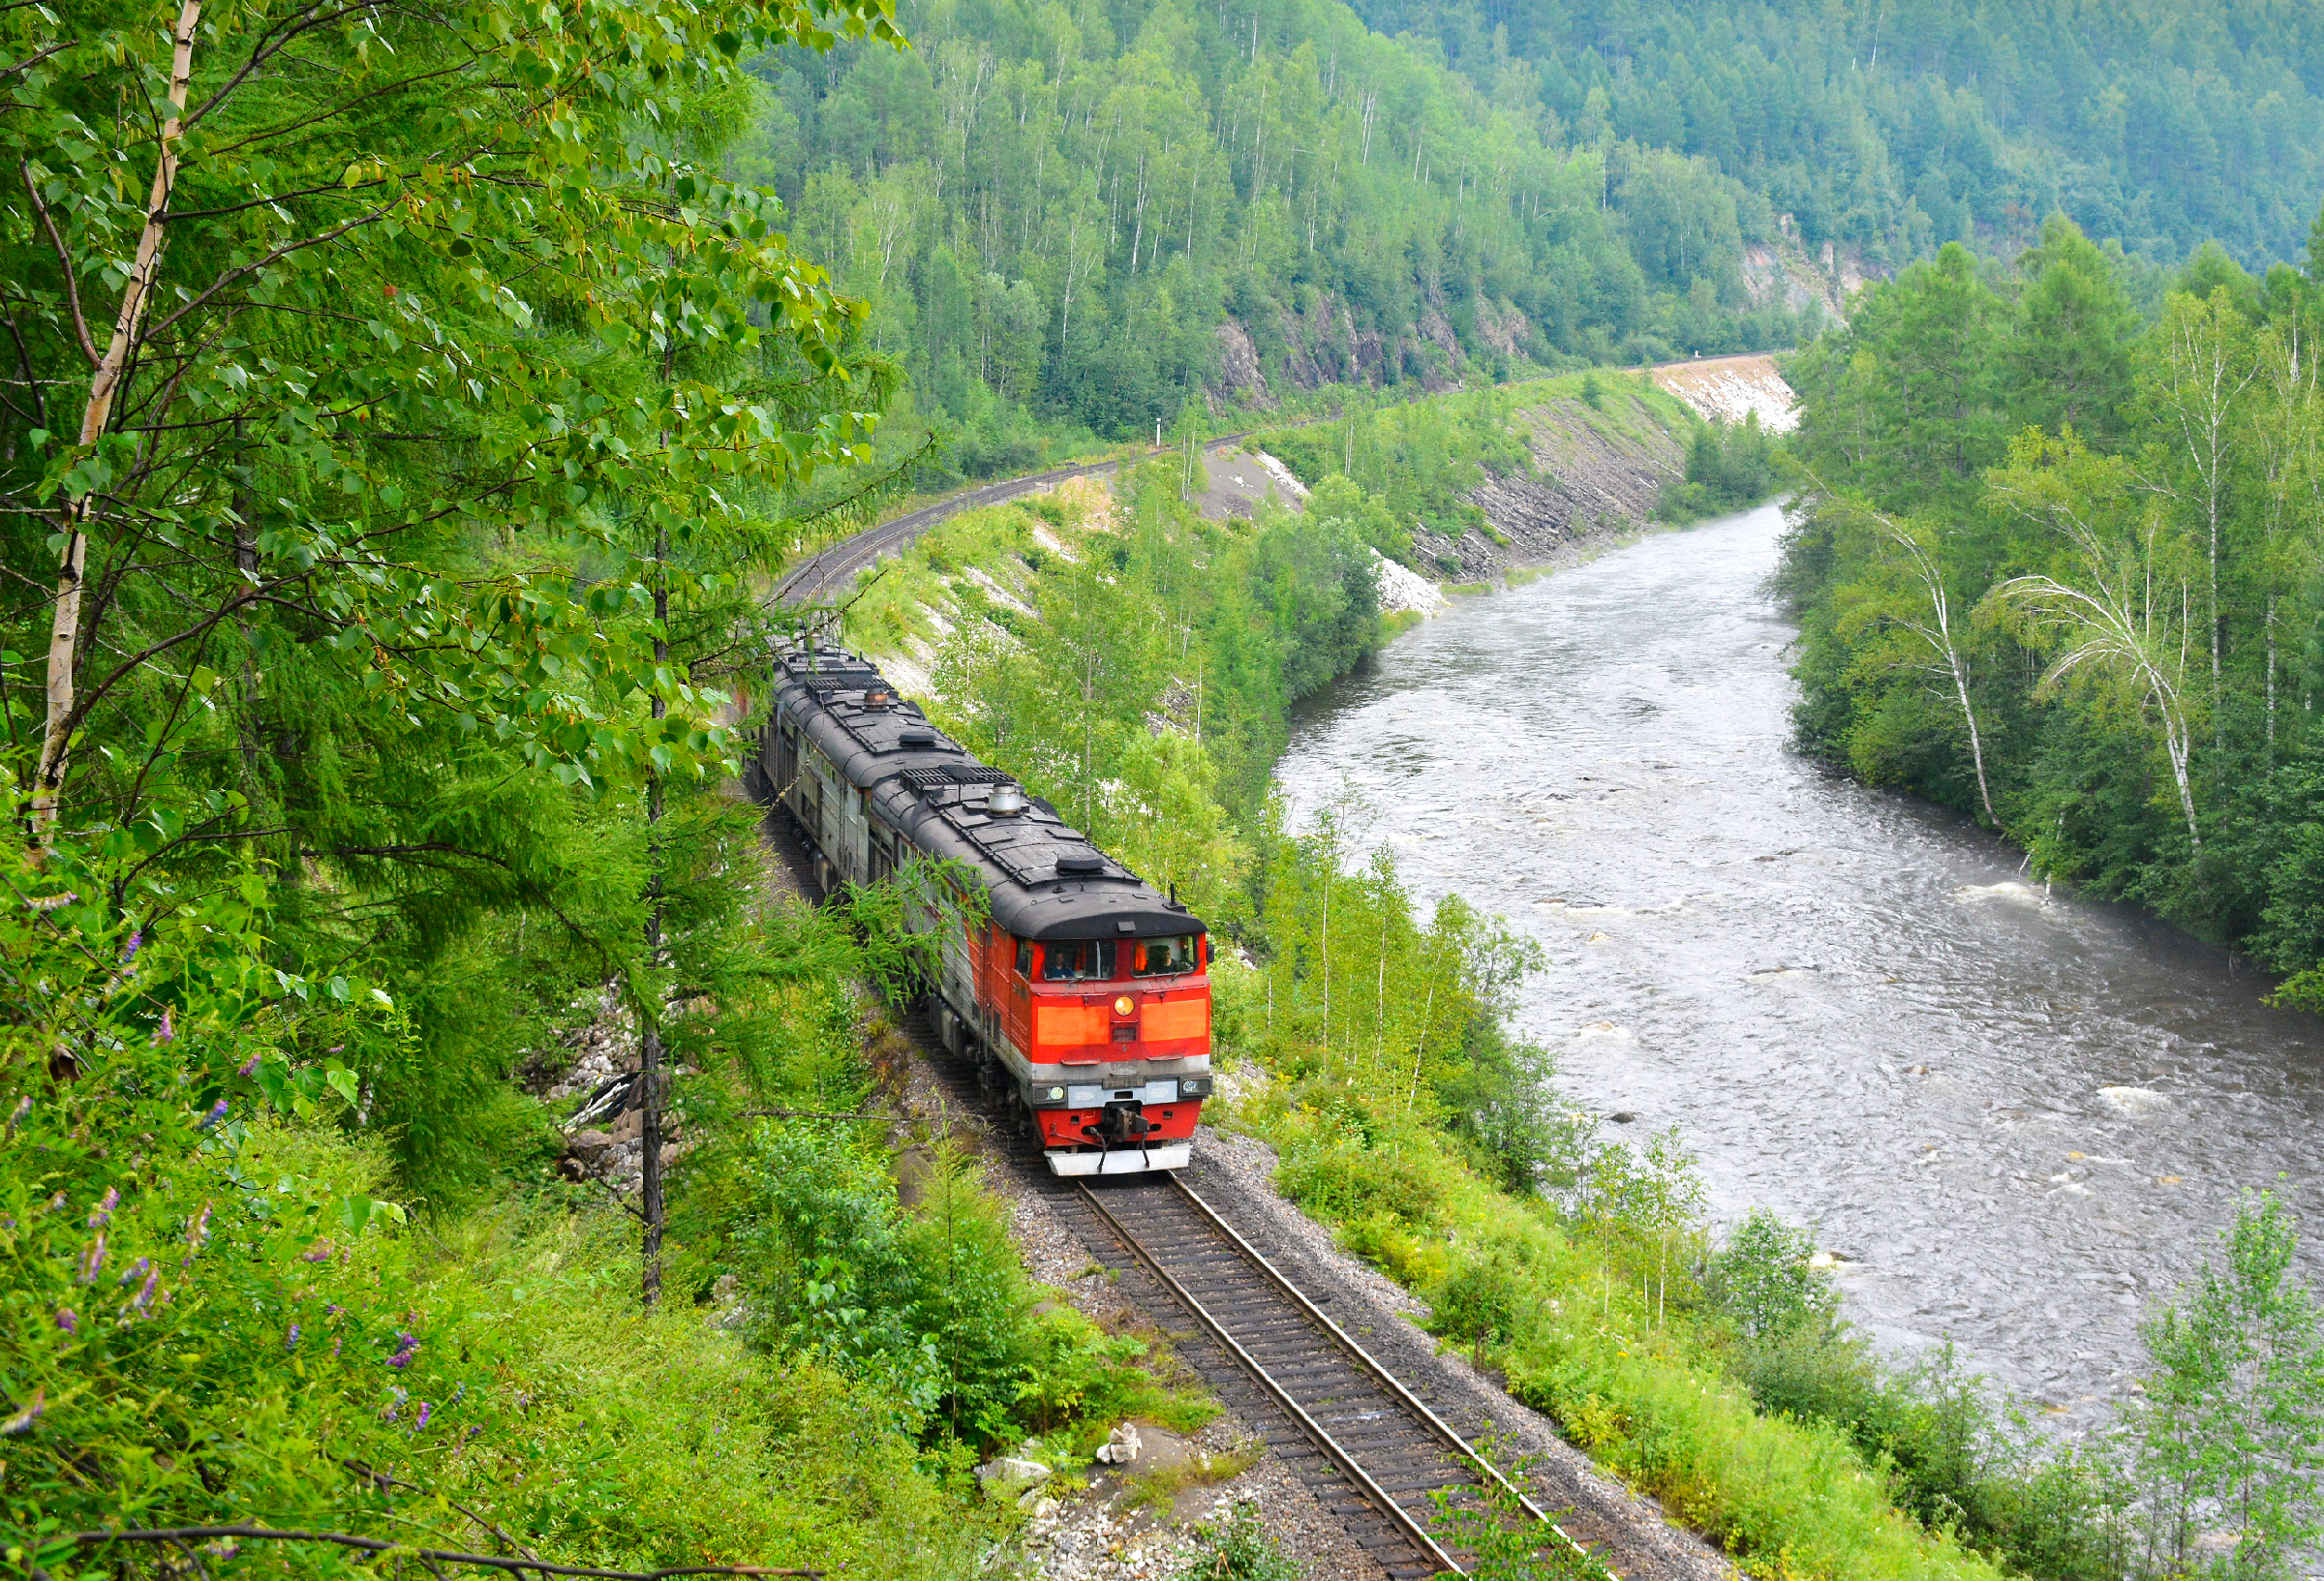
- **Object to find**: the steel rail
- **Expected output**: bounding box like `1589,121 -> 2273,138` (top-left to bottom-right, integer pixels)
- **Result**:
1168,1176 -> 1601,1570
772,432 -> 1261,607
1072,1180 -> 1466,1578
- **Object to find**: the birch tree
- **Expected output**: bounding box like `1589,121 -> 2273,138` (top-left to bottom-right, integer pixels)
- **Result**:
1988,434 -> 2207,851
2240,319 -> 2323,753
1824,492 -> 2000,824
2133,289 -> 2257,726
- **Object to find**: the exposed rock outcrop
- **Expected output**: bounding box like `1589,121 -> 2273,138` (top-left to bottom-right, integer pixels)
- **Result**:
1205,287 -> 1540,409
1417,396 -> 1687,580
1653,352 -> 1799,433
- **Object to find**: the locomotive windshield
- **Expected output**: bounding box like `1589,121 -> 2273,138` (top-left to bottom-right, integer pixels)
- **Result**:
1041,940 -> 1116,981
1132,936 -> 1199,976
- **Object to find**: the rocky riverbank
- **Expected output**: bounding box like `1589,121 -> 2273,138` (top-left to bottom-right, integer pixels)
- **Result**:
1416,357 -> 1796,584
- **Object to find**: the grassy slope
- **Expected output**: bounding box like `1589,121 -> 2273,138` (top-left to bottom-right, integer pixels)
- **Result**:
1226,1096 -> 2005,1581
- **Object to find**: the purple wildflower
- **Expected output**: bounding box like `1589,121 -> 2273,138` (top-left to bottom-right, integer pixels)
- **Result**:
121,929 -> 141,964
117,1256 -> 150,1288
54,1307 -> 76,1335
197,1098 -> 228,1132
129,1271 -> 157,1317
332,1334 -> 343,1360
413,1400 -> 432,1432
27,891 -> 76,912
387,1330 -> 419,1370
300,1240 -> 333,1263
5,1096 -> 29,1139
88,1187 -> 117,1228
153,1007 -> 174,1045
237,1052 -> 260,1078
286,1323 -> 301,1350
76,1232 -> 105,1284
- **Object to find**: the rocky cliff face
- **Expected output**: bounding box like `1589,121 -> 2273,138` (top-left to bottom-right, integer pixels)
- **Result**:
1206,288 -> 1535,409
1414,395 -> 1686,581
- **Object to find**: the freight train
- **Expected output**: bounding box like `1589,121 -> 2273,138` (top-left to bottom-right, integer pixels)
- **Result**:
751,639 -> 1211,1175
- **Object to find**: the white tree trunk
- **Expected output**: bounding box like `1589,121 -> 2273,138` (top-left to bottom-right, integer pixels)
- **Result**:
34,0 -> 202,846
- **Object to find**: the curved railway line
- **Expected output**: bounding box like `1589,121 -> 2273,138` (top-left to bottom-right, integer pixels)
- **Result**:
771,433 -> 1258,607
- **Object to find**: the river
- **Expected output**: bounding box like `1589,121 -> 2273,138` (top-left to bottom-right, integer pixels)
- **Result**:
1274,502 -> 2324,1431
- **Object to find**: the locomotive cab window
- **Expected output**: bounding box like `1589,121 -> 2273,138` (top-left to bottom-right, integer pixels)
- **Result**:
1014,938 -> 1032,978
1132,936 -> 1199,977
1041,940 -> 1116,981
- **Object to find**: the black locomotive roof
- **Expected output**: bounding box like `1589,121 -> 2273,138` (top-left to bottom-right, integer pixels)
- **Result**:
771,643 -> 1207,943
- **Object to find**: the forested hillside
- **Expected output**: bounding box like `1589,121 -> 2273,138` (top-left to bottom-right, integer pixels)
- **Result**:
1361,0 -> 2324,279
1778,219 -> 2324,1003
747,0 -> 1820,474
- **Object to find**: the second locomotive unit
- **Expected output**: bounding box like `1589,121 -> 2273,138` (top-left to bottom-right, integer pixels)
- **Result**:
754,639 -> 1212,1175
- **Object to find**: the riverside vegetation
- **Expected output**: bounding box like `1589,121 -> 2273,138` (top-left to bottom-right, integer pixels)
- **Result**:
1778,212 -> 2324,1013
856,393 -> 2324,1578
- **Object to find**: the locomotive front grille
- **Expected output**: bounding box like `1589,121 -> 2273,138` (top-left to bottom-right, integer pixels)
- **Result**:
1067,1079 -> 1181,1108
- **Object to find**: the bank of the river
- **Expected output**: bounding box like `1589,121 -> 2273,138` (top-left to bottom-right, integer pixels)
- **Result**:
1275,502 -> 2324,1437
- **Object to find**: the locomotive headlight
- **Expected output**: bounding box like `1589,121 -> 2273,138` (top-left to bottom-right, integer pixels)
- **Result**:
1030,1084 -> 1068,1107
1113,995 -> 1135,1018
1177,1076 -> 1214,1099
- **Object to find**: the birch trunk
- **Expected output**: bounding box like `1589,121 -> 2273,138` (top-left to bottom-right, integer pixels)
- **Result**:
33,0 -> 202,846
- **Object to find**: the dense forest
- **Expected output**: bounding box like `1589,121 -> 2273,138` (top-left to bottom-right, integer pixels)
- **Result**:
1349,0 -> 2324,280
1779,215 -> 2324,1004
749,0 -> 1822,474
761,0 -> 2324,484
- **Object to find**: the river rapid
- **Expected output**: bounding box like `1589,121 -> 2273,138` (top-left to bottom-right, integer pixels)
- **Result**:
1274,502 -> 2324,1431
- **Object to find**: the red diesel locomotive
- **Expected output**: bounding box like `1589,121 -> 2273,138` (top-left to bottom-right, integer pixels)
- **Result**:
754,640 -> 1212,1175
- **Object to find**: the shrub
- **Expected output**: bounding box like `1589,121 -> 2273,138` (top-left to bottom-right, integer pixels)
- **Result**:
1708,1208 -> 1837,1345
1175,1501 -> 1304,1581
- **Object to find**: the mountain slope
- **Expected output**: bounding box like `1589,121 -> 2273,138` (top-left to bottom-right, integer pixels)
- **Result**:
1356,0 -> 2324,274
745,0 -> 1822,473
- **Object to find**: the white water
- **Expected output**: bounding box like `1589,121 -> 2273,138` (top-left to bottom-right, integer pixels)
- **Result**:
1276,504 -> 2324,1430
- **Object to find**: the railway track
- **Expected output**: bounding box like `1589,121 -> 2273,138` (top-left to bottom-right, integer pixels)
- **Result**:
880,987 -> 1597,1581
771,433 -> 1257,607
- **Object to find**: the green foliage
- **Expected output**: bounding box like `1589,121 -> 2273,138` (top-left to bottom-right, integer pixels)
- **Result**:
908,459 -> 1385,907
1352,0 -> 2324,273
1258,389 -> 1541,553
1658,413 -> 1778,523
1174,1500 -> 1305,1581
0,869 -> 982,1574
1781,213 -> 2324,978
724,1121 -> 1185,1451
763,0 -> 1817,483
1429,1439 -> 1612,1580
1708,1209 -> 1837,1348
2131,1190 -> 2324,1577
